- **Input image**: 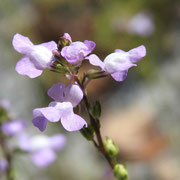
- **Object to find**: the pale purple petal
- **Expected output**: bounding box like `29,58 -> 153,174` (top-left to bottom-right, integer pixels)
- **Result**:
61,40 -> 95,65
32,116 -> 47,132
33,106 -> 62,122
61,113 -> 87,131
83,40 -> 96,54
29,135 -> 50,151
104,52 -> 136,73
114,49 -> 125,53
18,133 -> 31,151
12,33 -> 33,54
111,70 -> 128,82
0,159 -> 8,173
31,148 -> 56,167
15,56 -> 43,78
1,120 -> 26,136
48,83 -> 83,107
47,83 -> 66,102
29,45 -> 54,69
126,12 -> 155,37
128,45 -> 146,63
63,33 -> 72,42
86,54 -> 105,70
49,134 -> 66,151
64,84 -> 83,107
0,99 -> 11,110
40,41 -> 57,51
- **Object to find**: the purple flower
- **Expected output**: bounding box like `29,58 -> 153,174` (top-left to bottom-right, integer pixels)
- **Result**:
0,159 -> 8,173
0,99 -> 11,110
87,45 -> 146,82
32,83 -> 87,131
12,33 -> 57,78
61,34 -> 96,65
62,33 -> 72,43
126,12 -> 155,37
18,133 -> 66,167
1,120 -> 26,136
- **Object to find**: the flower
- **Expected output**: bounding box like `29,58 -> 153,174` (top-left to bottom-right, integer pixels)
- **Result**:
0,159 -> 8,174
61,33 -> 96,65
62,33 -> 72,43
12,33 -> 57,78
18,133 -> 66,167
86,45 -> 146,82
0,99 -> 11,110
1,120 -> 26,136
32,83 -> 87,131
126,12 -> 155,37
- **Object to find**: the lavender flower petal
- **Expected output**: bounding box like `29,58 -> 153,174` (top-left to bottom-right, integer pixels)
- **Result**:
61,113 -> 87,131
64,84 -> 83,107
33,106 -> 62,123
0,159 -> 8,173
128,45 -> 146,63
86,54 -> 105,70
12,33 -> 33,54
1,120 -> 26,136
40,41 -> 57,51
31,148 -> 56,167
47,83 -> 66,102
48,83 -> 83,107
49,134 -> 66,151
111,70 -> 128,82
61,40 -> 95,65
15,56 -> 43,78
32,116 -> 47,132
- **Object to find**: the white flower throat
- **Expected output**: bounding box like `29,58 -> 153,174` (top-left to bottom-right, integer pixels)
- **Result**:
30,46 -> 53,69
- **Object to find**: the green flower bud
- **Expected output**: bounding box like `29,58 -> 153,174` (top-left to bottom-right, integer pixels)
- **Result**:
87,70 -> 106,79
113,164 -> 128,180
104,138 -> 119,157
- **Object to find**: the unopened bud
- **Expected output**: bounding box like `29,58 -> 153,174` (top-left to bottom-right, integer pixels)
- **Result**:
104,138 -> 119,157
87,70 -> 106,79
113,164 -> 128,180
58,33 -> 72,50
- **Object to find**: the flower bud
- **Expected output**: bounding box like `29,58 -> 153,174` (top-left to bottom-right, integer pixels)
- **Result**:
87,69 -> 106,79
113,164 -> 128,180
58,33 -> 72,50
103,138 -> 119,157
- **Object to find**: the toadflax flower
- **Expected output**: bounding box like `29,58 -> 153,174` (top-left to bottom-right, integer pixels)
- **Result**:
12,33 -> 57,78
1,120 -> 26,136
86,45 -> 146,82
61,33 -> 96,65
32,83 -> 87,131
18,133 -> 66,167
0,159 -> 8,174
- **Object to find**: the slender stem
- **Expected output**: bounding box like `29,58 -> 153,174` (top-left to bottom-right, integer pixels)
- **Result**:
83,95 -> 115,169
73,76 -> 115,168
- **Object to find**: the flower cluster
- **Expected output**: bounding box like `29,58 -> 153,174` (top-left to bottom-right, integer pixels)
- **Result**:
0,101 -> 66,173
13,33 -> 146,132
12,32 -> 146,179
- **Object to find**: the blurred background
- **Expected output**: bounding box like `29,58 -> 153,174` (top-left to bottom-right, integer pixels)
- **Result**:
0,0 -> 180,179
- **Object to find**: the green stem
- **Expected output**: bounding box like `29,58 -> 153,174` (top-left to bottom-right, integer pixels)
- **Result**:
83,95 -> 115,169
74,76 -> 115,169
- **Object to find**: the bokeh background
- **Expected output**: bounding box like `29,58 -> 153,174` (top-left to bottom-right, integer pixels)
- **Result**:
0,0 -> 180,179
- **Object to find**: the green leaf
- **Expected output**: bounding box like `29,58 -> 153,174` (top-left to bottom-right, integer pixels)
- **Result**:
80,125 -> 94,141
89,101 -> 101,120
